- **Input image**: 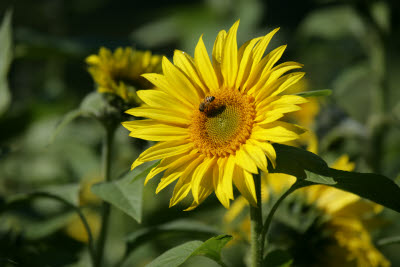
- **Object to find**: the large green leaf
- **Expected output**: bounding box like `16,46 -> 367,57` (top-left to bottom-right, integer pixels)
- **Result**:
146,240 -> 203,267
146,235 -> 232,267
0,9 -> 13,116
270,144 -> 400,213
91,162 -> 159,223
126,219 -> 220,254
191,234 -> 232,264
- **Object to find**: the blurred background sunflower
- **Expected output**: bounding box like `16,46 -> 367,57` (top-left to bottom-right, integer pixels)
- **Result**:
86,47 -> 162,105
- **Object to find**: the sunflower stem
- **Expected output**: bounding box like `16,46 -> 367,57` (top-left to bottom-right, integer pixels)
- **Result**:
94,123 -> 116,267
261,180 -> 304,250
250,172 -> 263,267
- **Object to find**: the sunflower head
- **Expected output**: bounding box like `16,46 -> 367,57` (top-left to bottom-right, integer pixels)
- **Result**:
123,20 -> 307,210
86,47 -> 162,105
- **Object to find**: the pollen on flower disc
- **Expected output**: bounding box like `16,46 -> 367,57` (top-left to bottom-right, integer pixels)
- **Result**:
190,89 -> 256,157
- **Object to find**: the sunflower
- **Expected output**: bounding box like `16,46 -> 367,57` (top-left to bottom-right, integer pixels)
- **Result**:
86,47 -> 162,104
122,20 -> 307,210
225,155 -> 390,267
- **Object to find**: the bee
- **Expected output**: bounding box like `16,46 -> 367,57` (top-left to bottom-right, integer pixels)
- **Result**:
199,96 -> 215,112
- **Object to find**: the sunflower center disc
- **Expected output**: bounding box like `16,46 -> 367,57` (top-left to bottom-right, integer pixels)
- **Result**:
190,89 -> 256,157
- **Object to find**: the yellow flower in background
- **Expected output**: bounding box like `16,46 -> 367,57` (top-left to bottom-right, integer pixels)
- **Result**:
283,78 -> 320,154
65,177 -> 102,243
86,47 -> 162,104
65,210 -> 101,243
123,20 -> 307,210
225,155 -> 390,267
285,78 -> 320,128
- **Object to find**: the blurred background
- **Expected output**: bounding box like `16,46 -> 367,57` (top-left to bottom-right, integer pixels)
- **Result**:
0,0 -> 399,266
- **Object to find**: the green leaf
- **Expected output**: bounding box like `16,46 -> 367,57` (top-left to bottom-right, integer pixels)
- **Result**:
270,144 -> 400,213
191,234 -> 232,264
91,165 -> 155,223
263,249 -> 293,267
295,89 -> 331,98
0,9 -> 13,116
126,219 -> 220,254
146,240 -> 203,267
146,235 -> 232,267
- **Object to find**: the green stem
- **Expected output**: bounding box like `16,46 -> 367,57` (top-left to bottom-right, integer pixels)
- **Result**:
94,125 -> 116,267
250,172 -> 263,267
1,192 -> 96,265
261,181 -> 304,249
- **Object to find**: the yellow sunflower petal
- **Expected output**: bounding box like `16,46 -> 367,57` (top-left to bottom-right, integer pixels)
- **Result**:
242,28 -> 280,91
243,143 -> 268,172
250,139 -> 277,169
123,120 -> 188,141
252,28 -> 280,67
252,122 -> 305,143
162,56 -> 202,105
136,90 -> 193,117
250,61 -> 303,97
214,158 -> 231,209
86,55 -> 100,65
147,153 -> 198,186
173,50 -> 208,95
224,155 -> 236,199
221,20 -> 239,89
156,172 -> 182,194
256,72 -> 305,102
141,73 -> 194,109
185,159 -> 216,211
212,30 -> 227,86
132,140 -> 193,171
125,106 -> 191,126
191,157 -> 214,203
235,37 -> 262,90
169,156 -> 205,207
233,166 -> 257,206
235,146 -> 259,174
194,35 -> 220,91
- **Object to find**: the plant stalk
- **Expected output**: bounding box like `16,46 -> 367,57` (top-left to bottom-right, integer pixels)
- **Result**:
261,181 -> 304,250
94,125 -> 116,267
250,172 -> 263,267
